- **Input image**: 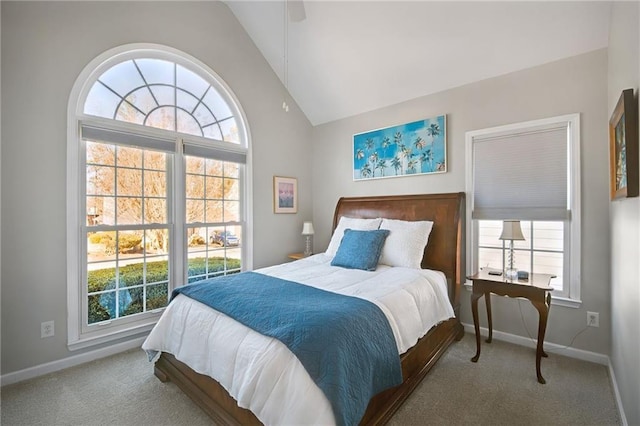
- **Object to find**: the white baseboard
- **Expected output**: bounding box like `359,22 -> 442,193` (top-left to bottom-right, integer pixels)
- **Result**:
461,322 -> 627,424
607,361 -> 629,426
461,322 -> 608,364
1,337 -> 146,387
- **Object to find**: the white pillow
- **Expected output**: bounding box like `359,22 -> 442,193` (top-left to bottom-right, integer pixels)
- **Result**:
325,217 -> 382,256
378,218 -> 434,268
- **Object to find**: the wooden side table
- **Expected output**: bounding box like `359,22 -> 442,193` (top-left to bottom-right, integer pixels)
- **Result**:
468,270 -> 554,384
287,252 -> 305,260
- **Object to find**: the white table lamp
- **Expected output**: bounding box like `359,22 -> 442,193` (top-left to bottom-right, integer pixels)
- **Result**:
302,221 -> 314,257
499,220 -> 525,279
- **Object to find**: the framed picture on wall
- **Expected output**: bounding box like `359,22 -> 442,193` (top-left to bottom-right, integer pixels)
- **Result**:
353,115 -> 446,181
609,88 -> 638,200
273,176 -> 298,213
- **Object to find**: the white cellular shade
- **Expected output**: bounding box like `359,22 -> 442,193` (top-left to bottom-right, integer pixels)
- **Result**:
81,124 -> 176,152
472,124 -> 569,220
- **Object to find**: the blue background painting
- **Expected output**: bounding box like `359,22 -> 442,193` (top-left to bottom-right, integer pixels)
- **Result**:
353,115 -> 446,180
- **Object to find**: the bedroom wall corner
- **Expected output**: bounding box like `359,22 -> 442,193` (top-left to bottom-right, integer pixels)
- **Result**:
0,1 -> 312,377
607,2 -> 640,425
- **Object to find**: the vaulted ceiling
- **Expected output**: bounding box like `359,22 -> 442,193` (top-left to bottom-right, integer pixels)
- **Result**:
226,1 -> 611,125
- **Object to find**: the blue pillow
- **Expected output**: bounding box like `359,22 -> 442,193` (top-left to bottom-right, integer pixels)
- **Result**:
330,229 -> 390,271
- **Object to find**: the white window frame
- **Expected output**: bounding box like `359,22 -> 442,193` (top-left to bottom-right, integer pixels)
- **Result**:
465,114 -> 581,308
67,44 -> 253,350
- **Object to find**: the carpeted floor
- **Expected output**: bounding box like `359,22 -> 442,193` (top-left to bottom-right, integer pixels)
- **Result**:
1,333 -> 620,425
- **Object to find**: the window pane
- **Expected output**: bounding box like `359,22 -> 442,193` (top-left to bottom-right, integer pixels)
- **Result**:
144,199 -> 166,224
120,287 -> 143,317
99,60 -> 145,97
202,87 -> 232,121
115,103 -> 145,125
177,65 -> 209,99
84,83 -> 121,119
224,178 -> 239,200
224,162 -> 239,178
206,200 -> 223,223
186,200 -> 204,223
478,247 -> 503,270
150,85 -> 175,106
533,222 -> 564,251
146,256 -> 169,283
116,146 -> 143,168
120,260 -> 144,287
89,293 -> 114,324
206,159 -> 223,176
136,59 -> 174,86
87,166 -> 115,196
186,174 -> 204,199
87,197 -> 115,226
478,220 -> 503,248
117,197 -> 142,224
144,170 -> 166,197
186,156 -> 205,174
146,107 -> 176,131
177,109 -> 202,137
86,141 -> 115,166
87,256 -> 116,290
146,283 -> 169,310
117,169 -> 142,196
144,150 -> 166,170
145,230 -> 169,256
187,227 -> 208,248
194,103 -> 215,127
224,201 -> 240,222
203,123 -> 223,140
177,89 -> 199,114
220,118 -> 239,143
206,177 -> 224,199
126,87 -> 158,115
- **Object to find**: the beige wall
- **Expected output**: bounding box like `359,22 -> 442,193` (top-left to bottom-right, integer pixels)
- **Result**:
312,49 -> 612,356
0,1 -> 313,374
608,2 -> 640,425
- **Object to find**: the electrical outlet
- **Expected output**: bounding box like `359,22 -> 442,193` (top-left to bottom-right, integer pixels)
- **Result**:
587,311 -> 599,328
41,321 -> 55,338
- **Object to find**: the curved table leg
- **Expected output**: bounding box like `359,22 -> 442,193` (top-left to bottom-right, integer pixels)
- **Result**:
532,296 -> 551,384
471,291 -> 482,362
485,292 -> 493,343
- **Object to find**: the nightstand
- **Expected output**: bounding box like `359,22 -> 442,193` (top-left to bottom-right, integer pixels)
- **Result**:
287,252 -> 305,260
468,270 -> 555,384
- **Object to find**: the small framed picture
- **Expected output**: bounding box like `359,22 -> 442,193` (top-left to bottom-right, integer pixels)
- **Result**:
609,88 -> 639,200
273,176 -> 297,214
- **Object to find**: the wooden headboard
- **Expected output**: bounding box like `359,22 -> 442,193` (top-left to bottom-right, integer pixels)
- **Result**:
332,192 -> 465,308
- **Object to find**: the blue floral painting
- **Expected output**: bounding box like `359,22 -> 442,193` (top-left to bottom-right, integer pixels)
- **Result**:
353,115 -> 446,180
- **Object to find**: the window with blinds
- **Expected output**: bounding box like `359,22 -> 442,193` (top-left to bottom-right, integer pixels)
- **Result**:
466,114 -> 581,304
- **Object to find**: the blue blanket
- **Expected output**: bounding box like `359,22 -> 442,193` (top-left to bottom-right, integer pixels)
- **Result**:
172,271 -> 402,426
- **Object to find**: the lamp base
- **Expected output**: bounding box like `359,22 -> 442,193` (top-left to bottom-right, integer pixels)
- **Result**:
505,268 -> 518,279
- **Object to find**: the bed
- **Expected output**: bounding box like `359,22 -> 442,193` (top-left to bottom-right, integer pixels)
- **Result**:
143,192 -> 465,425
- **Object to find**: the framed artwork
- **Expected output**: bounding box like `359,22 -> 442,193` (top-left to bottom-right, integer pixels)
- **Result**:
353,115 -> 446,181
273,176 -> 297,213
609,88 -> 638,200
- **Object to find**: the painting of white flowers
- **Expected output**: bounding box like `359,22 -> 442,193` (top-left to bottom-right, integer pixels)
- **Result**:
353,115 -> 446,180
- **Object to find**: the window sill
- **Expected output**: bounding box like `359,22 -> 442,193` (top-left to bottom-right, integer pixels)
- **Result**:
463,281 -> 582,309
68,320 -> 157,351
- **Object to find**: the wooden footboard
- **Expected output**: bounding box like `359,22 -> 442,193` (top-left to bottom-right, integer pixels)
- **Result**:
154,317 -> 464,425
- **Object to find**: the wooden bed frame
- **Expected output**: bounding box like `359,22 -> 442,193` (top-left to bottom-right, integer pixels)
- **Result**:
153,192 -> 466,425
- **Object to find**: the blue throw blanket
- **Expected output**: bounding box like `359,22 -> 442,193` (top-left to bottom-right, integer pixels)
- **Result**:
172,271 -> 402,426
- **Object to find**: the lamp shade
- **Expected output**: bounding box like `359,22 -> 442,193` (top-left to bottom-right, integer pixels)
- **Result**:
499,220 -> 525,241
302,221 -> 315,235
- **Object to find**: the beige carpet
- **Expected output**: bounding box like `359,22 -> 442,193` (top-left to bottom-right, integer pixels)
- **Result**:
1,333 -> 620,425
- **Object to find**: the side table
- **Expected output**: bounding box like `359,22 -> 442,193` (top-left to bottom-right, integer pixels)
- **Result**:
287,252 -> 305,260
468,270 -> 554,384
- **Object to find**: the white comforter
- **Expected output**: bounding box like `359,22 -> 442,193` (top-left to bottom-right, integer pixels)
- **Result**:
142,253 -> 454,425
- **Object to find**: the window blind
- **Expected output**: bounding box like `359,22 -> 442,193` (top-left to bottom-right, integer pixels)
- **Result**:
81,124 -> 176,153
472,123 -> 570,220
182,140 -> 247,164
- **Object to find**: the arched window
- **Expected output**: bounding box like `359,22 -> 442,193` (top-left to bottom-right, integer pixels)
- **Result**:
67,45 -> 251,349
